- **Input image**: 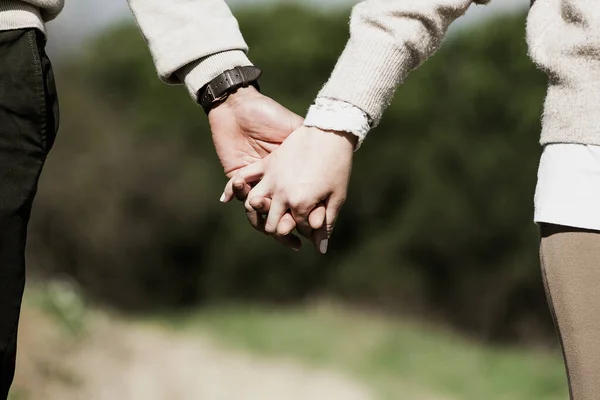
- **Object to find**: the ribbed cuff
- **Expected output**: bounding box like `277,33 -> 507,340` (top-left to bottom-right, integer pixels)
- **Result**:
176,50 -> 253,100
0,0 -> 45,33
318,35 -> 413,128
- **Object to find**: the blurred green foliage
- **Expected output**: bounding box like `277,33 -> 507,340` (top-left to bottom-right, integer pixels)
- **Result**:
29,5 -> 551,342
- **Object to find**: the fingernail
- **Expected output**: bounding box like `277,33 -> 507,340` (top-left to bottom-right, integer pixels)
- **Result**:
319,239 -> 328,254
219,193 -> 226,203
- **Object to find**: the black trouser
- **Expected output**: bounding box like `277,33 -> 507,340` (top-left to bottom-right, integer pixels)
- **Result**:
0,29 -> 58,399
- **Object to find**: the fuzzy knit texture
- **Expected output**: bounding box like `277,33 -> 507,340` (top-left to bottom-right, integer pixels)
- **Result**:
319,0 -> 488,128
3,0 -> 600,146
317,0 -> 600,145
0,0 -> 47,31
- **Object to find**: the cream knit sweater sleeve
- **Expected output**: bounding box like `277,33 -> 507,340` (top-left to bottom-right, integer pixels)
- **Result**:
319,0 -> 489,127
127,0 -> 253,98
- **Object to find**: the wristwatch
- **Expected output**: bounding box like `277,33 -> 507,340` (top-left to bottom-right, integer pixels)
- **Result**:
197,66 -> 262,114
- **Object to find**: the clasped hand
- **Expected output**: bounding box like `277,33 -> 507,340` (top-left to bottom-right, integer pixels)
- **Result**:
223,125 -> 355,253
210,87 -> 354,253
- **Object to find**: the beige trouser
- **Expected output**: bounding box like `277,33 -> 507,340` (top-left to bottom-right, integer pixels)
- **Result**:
540,224 -> 600,400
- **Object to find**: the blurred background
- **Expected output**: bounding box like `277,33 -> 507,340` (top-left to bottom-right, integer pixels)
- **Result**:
12,0 -> 569,399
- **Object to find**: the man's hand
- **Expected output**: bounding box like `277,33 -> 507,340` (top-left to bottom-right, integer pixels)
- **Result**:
209,86 -> 305,249
208,86 -> 303,179
223,126 -> 356,254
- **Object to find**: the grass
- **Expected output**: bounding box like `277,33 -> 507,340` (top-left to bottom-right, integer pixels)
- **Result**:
168,302 -> 568,400
21,283 -> 569,400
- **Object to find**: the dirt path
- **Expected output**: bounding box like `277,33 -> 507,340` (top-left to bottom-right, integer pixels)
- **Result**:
13,307 -> 375,400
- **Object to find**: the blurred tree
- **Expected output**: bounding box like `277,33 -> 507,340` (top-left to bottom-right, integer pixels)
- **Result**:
29,5 -> 551,342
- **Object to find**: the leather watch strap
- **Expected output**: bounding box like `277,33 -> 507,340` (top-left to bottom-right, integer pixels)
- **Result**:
198,66 -> 262,114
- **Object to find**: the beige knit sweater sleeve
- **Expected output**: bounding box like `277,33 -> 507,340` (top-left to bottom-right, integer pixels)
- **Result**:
127,0 -> 253,98
319,0 -> 489,126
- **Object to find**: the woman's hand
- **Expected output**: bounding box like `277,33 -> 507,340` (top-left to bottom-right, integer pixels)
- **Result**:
223,126 -> 356,253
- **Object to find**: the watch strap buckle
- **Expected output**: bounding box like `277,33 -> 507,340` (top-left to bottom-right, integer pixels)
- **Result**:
198,66 -> 262,114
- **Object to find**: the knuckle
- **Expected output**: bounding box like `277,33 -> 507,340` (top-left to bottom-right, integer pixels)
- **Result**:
277,223 -> 292,236
264,224 -> 277,234
288,196 -> 312,213
248,196 -> 263,210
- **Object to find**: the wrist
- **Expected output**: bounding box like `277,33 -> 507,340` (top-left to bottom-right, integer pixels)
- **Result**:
306,126 -> 358,151
335,130 -> 359,149
216,86 -> 261,111
197,66 -> 262,115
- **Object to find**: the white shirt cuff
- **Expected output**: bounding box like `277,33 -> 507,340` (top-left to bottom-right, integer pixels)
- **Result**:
303,97 -> 372,150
